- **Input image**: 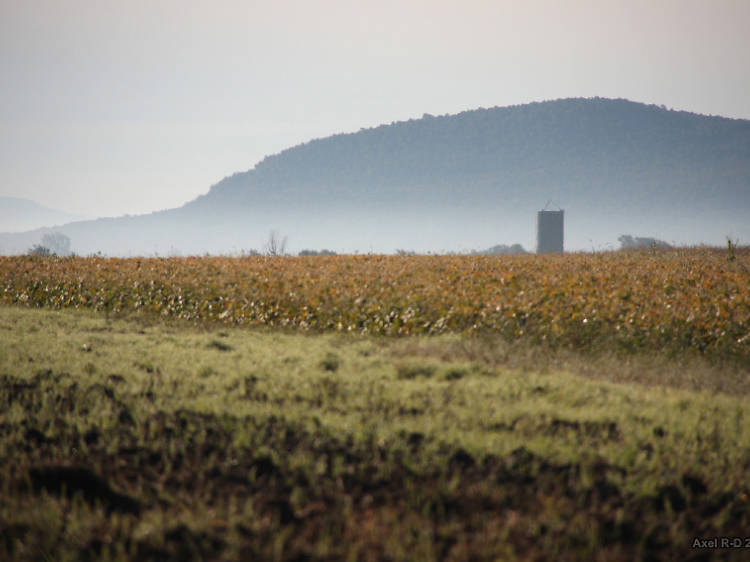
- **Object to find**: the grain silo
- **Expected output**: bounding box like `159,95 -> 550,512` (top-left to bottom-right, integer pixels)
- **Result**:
536,208 -> 564,253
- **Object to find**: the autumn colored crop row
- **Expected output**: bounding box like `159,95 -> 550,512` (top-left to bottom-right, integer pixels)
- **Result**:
1,250 -> 748,359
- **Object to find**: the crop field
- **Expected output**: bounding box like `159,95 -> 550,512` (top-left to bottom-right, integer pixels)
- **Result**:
1,249 -> 749,360
1,249 -> 749,560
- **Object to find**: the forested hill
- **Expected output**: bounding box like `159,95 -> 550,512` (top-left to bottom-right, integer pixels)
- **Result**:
193,97 -> 750,213
2,98 -> 749,255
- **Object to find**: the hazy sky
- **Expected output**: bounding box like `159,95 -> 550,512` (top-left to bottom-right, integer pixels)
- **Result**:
1,0 -> 749,218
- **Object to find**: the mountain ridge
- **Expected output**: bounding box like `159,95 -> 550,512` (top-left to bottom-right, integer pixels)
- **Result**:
0,197 -> 87,234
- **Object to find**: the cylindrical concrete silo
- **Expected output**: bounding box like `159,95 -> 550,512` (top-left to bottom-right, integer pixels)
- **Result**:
536,209 -> 564,253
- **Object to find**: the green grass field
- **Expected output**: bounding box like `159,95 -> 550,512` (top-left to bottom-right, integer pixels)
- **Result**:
2,305 -> 749,560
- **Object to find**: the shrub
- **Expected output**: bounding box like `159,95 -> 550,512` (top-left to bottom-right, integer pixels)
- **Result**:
320,352 -> 341,372
396,362 -> 437,380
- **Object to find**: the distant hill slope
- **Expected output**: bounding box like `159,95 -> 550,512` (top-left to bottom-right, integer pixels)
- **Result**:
1,98 -> 749,255
0,197 -> 86,234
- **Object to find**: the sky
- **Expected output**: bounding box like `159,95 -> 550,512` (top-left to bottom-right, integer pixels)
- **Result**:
1,0 -> 749,219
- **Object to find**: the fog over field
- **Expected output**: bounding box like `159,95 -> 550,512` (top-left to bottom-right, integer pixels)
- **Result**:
1,98 -> 749,256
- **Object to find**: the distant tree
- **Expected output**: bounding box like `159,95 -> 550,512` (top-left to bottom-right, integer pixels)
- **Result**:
478,243 -> 528,255
263,230 -> 288,256
298,249 -> 336,256
618,235 -> 671,250
40,232 -> 71,256
28,244 -> 52,257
